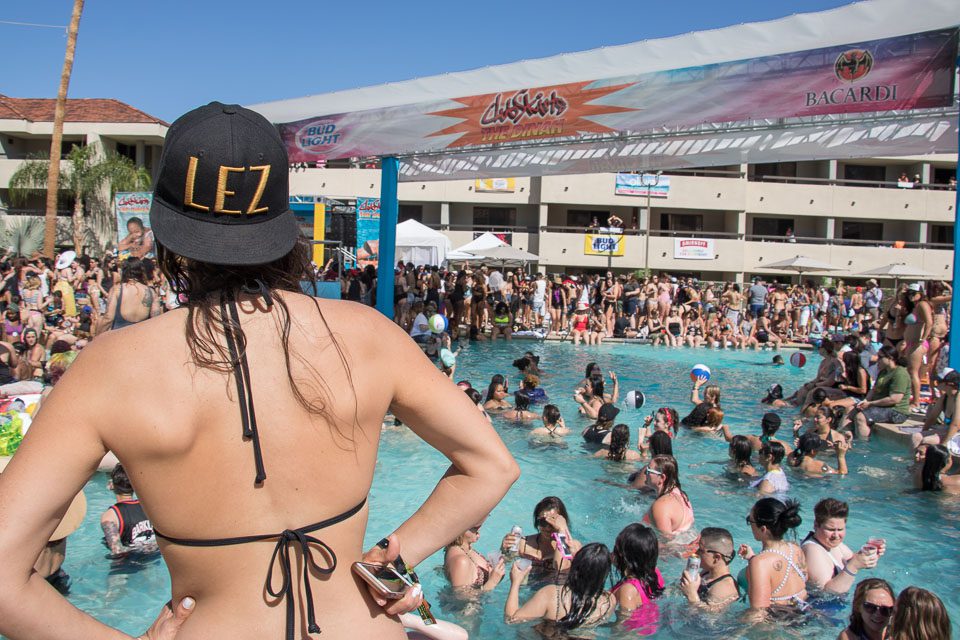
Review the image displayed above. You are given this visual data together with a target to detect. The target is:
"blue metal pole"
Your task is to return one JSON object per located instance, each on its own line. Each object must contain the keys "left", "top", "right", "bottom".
{"left": 950, "top": 116, "right": 960, "bottom": 371}
{"left": 376, "top": 156, "right": 399, "bottom": 317}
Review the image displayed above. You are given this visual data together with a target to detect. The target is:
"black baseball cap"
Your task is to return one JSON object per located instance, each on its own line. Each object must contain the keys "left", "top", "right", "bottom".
{"left": 150, "top": 102, "right": 299, "bottom": 266}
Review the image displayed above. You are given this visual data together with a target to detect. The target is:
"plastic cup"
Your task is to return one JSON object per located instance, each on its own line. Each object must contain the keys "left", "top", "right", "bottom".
{"left": 486, "top": 552, "right": 503, "bottom": 567}
{"left": 515, "top": 558, "right": 532, "bottom": 572}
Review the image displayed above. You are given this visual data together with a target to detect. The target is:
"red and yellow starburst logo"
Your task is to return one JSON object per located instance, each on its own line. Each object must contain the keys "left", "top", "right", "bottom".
{"left": 428, "top": 81, "right": 635, "bottom": 148}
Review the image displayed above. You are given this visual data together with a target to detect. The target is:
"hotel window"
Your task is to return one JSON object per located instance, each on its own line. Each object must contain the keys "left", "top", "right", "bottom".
{"left": 473, "top": 206, "right": 516, "bottom": 228}
{"left": 841, "top": 221, "right": 883, "bottom": 241}
{"left": 930, "top": 224, "right": 954, "bottom": 245}
{"left": 567, "top": 209, "right": 610, "bottom": 227}
{"left": 659, "top": 213, "right": 703, "bottom": 232}
{"left": 399, "top": 205, "right": 422, "bottom": 222}
{"left": 752, "top": 217, "right": 795, "bottom": 237}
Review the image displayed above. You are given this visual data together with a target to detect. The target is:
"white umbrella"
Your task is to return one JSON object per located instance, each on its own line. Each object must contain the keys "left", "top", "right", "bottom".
{"left": 858, "top": 262, "right": 939, "bottom": 292}
{"left": 759, "top": 255, "right": 842, "bottom": 282}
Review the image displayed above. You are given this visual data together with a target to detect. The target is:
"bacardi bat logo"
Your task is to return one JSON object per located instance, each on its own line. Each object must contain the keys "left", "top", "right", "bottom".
{"left": 835, "top": 49, "right": 873, "bottom": 82}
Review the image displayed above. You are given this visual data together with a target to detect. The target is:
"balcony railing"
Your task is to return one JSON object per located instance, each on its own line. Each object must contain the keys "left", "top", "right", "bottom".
{"left": 424, "top": 223, "right": 537, "bottom": 233}
{"left": 752, "top": 174, "right": 957, "bottom": 191}
{"left": 540, "top": 225, "right": 643, "bottom": 235}
{"left": 745, "top": 234, "right": 953, "bottom": 249}
{"left": 650, "top": 229, "right": 743, "bottom": 239}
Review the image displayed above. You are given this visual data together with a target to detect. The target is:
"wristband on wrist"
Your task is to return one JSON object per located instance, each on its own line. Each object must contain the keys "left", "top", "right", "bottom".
{"left": 841, "top": 561, "right": 857, "bottom": 577}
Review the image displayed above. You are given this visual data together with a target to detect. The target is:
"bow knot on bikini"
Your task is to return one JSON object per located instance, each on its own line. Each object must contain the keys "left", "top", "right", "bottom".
{"left": 267, "top": 529, "right": 337, "bottom": 637}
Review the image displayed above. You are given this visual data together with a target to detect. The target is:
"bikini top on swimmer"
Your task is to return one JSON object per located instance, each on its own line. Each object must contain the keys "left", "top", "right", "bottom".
{"left": 153, "top": 289, "right": 366, "bottom": 640}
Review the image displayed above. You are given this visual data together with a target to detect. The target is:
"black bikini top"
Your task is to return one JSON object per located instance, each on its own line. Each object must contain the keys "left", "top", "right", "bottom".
{"left": 154, "top": 289, "right": 366, "bottom": 639}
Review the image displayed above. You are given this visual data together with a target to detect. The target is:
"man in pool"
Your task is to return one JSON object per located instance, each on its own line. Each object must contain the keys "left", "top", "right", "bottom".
{"left": 100, "top": 463, "right": 157, "bottom": 558}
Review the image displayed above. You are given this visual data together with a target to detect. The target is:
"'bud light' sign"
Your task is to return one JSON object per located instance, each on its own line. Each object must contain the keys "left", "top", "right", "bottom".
{"left": 296, "top": 120, "right": 344, "bottom": 155}
{"left": 584, "top": 233, "right": 624, "bottom": 256}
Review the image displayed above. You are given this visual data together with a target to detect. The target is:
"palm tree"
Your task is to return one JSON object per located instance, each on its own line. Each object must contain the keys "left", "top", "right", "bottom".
{"left": 8, "top": 142, "right": 151, "bottom": 254}
{"left": 44, "top": 0, "right": 86, "bottom": 258}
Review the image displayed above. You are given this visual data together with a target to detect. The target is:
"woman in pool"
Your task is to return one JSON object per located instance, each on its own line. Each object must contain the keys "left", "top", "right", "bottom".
{"left": 504, "top": 542, "right": 615, "bottom": 631}
{"left": 490, "top": 302, "right": 513, "bottom": 341}
{"left": 682, "top": 377, "right": 721, "bottom": 428}
{"left": 805, "top": 405, "right": 850, "bottom": 447}
{"left": 789, "top": 432, "right": 849, "bottom": 476}
{"left": 483, "top": 374, "right": 512, "bottom": 411}
{"left": 886, "top": 586, "right": 952, "bottom": 640}
{"left": 638, "top": 407, "right": 680, "bottom": 450}
{"left": 593, "top": 424, "right": 642, "bottom": 462}
{"left": 727, "top": 435, "right": 758, "bottom": 479}
{"left": 444, "top": 523, "right": 505, "bottom": 592}
{"left": 723, "top": 412, "right": 793, "bottom": 454}
{"left": 750, "top": 442, "right": 790, "bottom": 495}
{"left": 518, "top": 374, "right": 547, "bottom": 404}
{"left": 574, "top": 362, "right": 601, "bottom": 396}
{"left": 740, "top": 497, "right": 808, "bottom": 614}
{"left": 611, "top": 523, "right": 664, "bottom": 633}
{"left": 464, "top": 387, "right": 492, "bottom": 423}
{"left": 913, "top": 444, "right": 960, "bottom": 492}
{"left": 642, "top": 455, "right": 697, "bottom": 543}
{"left": 0, "top": 104, "right": 519, "bottom": 640}
{"left": 507, "top": 391, "right": 540, "bottom": 423}
{"left": 529, "top": 404, "right": 569, "bottom": 438}
{"left": 802, "top": 498, "right": 882, "bottom": 595}
{"left": 838, "top": 578, "right": 895, "bottom": 640}
{"left": 690, "top": 407, "right": 725, "bottom": 434}
{"left": 582, "top": 403, "right": 619, "bottom": 445}
{"left": 500, "top": 497, "right": 582, "bottom": 579}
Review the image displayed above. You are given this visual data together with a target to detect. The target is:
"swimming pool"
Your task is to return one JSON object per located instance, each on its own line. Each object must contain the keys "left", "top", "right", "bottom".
{"left": 28, "top": 341, "right": 960, "bottom": 639}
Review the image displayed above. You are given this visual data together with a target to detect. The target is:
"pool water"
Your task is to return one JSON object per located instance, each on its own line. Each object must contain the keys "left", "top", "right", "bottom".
{"left": 28, "top": 342, "right": 960, "bottom": 639}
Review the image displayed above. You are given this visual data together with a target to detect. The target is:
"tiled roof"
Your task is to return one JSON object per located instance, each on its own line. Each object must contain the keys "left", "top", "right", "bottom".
{"left": 0, "top": 94, "right": 167, "bottom": 125}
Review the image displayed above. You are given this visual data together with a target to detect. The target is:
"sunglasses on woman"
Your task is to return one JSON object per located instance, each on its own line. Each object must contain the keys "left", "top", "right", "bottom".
{"left": 862, "top": 602, "right": 893, "bottom": 617}
{"left": 644, "top": 468, "right": 664, "bottom": 476}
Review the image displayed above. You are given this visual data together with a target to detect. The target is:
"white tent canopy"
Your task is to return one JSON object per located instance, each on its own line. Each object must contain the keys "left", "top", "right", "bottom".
{"left": 395, "top": 219, "right": 451, "bottom": 266}
{"left": 453, "top": 232, "right": 508, "bottom": 254}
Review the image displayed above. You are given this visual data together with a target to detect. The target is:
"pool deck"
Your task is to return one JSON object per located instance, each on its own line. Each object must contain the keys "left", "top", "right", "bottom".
{"left": 872, "top": 419, "right": 926, "bottom": 447}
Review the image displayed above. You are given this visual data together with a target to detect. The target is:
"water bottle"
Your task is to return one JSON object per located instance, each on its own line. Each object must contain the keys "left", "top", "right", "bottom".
{"left": 509, "top": 525, "right": 523, "bottom": 553}
{"left": 685, "top": 554, "right": 701, "bottom": 576}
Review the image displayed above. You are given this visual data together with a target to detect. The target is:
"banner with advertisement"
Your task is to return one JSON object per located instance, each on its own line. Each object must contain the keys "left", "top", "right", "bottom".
{"left": 615, "top": 173, "right": 671, "bottom": 197}
{"left": 474, "top": 178, "right": 516, "bottom": 193}
{"left": 279, "top": 29, "right": 957, "bottom": 164}
{"left": 115, "top": 192, "right": 155, "bottom": 259}
{"left": 355, "top": 197, "right": 380, "bottom": 268}
{"left": 584, "top": 233, "right": 625, "bottom": 256}
{"left": 674, "top": 238, "right": 714, "bottom": 260}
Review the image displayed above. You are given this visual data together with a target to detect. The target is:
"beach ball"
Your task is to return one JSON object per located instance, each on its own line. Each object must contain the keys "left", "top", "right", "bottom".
{"left": 624, "top": 390, "right": 646, "bottom": 409}
{"left": 790, "top": 352, "right": 807, "bottom": 368}
{"left": 429, "top": 314, "right": 447, "bottom": 333}
{"left": 690, "top": 364, "right": 711, "bottom": 382}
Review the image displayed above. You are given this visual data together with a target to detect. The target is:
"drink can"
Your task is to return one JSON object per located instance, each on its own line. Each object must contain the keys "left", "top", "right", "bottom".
{"left": 509, "top": 525, "right": 523, "bottom": 552}
{"left": 685, "top": 555, "right": 701, "bottom": 575}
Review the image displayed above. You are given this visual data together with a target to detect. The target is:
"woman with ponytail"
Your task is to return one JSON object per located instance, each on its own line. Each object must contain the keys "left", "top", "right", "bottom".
{"left": 505, "top": 543, "right": 615, "bottom": 631}
{"left": 642, "top": 455, "right": 697, "bottom": 543}
{"left": 594, "top": 424, "right": 641, "bottom": 462}
{"left": 740, "top": 497, "right": 808, "bottom": 613}
{"left": 789, "top": 432, "right": 849, "bottom": 476}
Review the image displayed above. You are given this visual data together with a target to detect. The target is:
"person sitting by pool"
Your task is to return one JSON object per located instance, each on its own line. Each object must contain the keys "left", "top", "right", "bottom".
{"left": 740, "top": 497, "right": 808, "bottom": 614}
{"left": 910, "top": 369, "right": 959, "bottom": 451}
{"left": 508, "top": 391, "right": 540, "bottom": 423}
{"left": 99, "top": 463, "right": 157, "bottom": 558}
{"left": 500, "top": 496, "right": 583, "bottom": 580}
{"left": 885, "top": 586, "right": 952, "bottom": 640}
{"left": 483, "top": 374, "right": 512, "bottom": 411}
{"left": 490, "top": 302, "right": 513, "bottom": 341}
{"left": 611, "top": 524, "right": 664, "bottom": 633}
{"left": 444, "top": 522, "right": 505, "bottom": 592}
{"left": 529, "top": 404, "right": 569, "bottom": 438}
{"left": 802, "top": 498, "right": 883, "bottom": 596}
{"left": 680, "top": 527, "right": 740, "bottom": 609}
{"left": 838, "top": 578, "right": 895, "bottom": 640}
{"left": 582, "top": 403, "right": 619, "bottom": 445}
{"left": 504, "top": 542, "right": 615, "bottom": 631}
{"left": 642, "top": 455, "right": 697, "bottom": 544}
{"left": 519, "top": 373, "right": 547, "bottom": 404}
{"left": 408, "top": 300, "right": 432, "bottom": 345}
{"left": 569, "top": 303, "right": 591, "bottom": 345}
{"left": 727, "top": 435, "right": 758, "bottom": 479}
{"left": 750, "top": 442, "right": 790, "bottom": 495}
{"left": 682, "top": 378, "right": 721, "bottom": 428}
{"left": 789, "top": 432, "right": 849, "bottom": 476}
{"left": 723, "top": 412, "right": 793, "bottom": 454}
{"left": 593, "top": 424, "right": 642, "bottom": 462}
{"left": 822, "top": 351, "right": 871, "bottom": 410}
{"left": 786, "top": 340, "right": 842, "bottom": 406}
{"left": 844, "top": 346, "right": 911, "bottom": 439}
{"left": 913, "top": 444, "right": 960, "bottom": 492}
{"left": 690, "top": 406, "right": 725, "bottom": 434}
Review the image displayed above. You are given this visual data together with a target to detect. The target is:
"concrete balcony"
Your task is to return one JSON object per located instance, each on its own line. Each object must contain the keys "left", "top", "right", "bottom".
{"left": 0, "top": 158, "right": 26, "bottom": 187}
{"left": 540, "top": 172, "right": 744, "bottom": 210}
{"left": 537, "top": 230, "right": 646, "bottom": 269}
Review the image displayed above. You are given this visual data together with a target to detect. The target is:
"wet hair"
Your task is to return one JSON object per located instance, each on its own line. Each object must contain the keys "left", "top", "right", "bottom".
{"left": 533, "top": 496, "right": 571, "bottom": 529}
{"left": 542, "top": 404, "right": 561, "bottom": 426}
{"left": 848, "top": 578, "right": 896, "bottom": 637}
{"left": 589, "top": 375, "right": 605, "bottom": 399}
{"left": 759, "top": 441, "right": 786, "bottom": 465}
{"left": 607, "top": 424, "right": 630, "bottom": 461}
{"left": 921, "top": 444, "right": 950, "bottom": 491}
{"left": 583, "top": 362, "right": 600, "bottom": 380}
{"left": 729, "top": 435, "right": 753, "bottom": 468}
{"left": 514, "top": 390, "right": 531, "bottom": 412}
{"left": 156, "top": 238, "right": 353, "bottom": 435}
{"left": 816, "top": 405, "right": 845, "bottom": 432}
{"left": 512, "top": 356, "right": 532, "bottom": 371}
{"left": 521, "top": 373, "right": 540, "bottom": 390}
{"left": 109, "top": 464, "right": 134, "bottom": 495}
{"left": 813, "top": 497, "right": 849, "bottom": 526}
{"left": 750, "top": 497, "right": 802, "bottom": 539}
{"left": 762, "top": 384, "right": 784, "bottom": 404}
{"left": 704, "top": 384, "right": 721, "bottom": 406}
{"left": 888, "top": 586, "right": 951, "bottom": 640}
{"left": 656, "top": 407, "right": 679, "bottom": 435}
{"left": 700, "top": 527, "right": 735, "bottom": 564}
{"left": 648, "top": 431, "right": 673, "bottom": 457}
{"left": 464, "top": 387, "right": 482, "bottom": 406}
{"left": 612, "top": 524, "right": 663, "bottom": 600}
{"left": 705, "top": 407, "right": 724, "bottom": 428}
{"left": 790, "top": 432, "right": 827, "bottom": 466}
{"left": 485, "top": 374, "right": 506, "bottom": 402}
{"left": 558, "top": 542, "right": 612, "bottom": 630}
{"left": 650, "top": 455, "right": 690, "bottom": 506}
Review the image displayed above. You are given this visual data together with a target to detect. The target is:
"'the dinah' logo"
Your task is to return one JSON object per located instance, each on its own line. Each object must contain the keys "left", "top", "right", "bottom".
{"left": 834, "top": 49, "right": 874, "bottom": 82}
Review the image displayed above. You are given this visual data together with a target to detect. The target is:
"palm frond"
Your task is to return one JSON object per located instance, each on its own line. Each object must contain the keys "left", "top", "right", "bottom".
{"left": 7, "top": 153, "right": 64, "bottom": 206}
{"left": 0, "top": 216, "right": 46, "bottom": 257}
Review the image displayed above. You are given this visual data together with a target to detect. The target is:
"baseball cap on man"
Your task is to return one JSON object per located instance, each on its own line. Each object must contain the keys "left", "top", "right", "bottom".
{"left": 149, "top": 102, "right": 300, "bottom": 266}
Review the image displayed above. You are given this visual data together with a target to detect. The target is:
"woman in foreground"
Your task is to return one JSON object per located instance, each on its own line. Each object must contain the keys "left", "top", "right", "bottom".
{"left": 0, "top": 103, "right": 519, "bottom": 640}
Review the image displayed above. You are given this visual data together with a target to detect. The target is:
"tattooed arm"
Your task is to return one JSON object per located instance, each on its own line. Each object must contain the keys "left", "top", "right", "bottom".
{"left": 99, "top": 509, "right": 125, "bottom": 557}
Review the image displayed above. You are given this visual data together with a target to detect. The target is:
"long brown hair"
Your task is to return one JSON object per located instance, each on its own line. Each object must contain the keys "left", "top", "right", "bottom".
{"left": 157, "top": 237, "right": 355, "bottom": 439}
{"left": 848, "top": 578, "right": 894, "bottom": 636}
{"left": 888, "top": 586, "right": 951, "bottom": 640}
{"left": 651, "top": 454, "right": 689, "bottom": 506}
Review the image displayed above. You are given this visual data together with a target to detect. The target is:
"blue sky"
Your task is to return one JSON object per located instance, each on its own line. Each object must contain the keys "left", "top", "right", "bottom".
{"left": 2, "top": 0, "right": 854, "bottom": 122}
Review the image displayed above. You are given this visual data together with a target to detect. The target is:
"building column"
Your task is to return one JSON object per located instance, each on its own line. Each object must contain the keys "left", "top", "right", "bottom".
{"left": 825, "top": 217, "right": 836, "bottom": 240}
{"left": 921, "top": 163, "right": 932, "bottom": 185}
{"left": 440, "top": 202, "right": 450, "bottom": 229}
{"left": 918, "top": 222, "right": 928, "bottom": 244}
{"left": 135, "top": 141, "right": 145, "bottom": 167}
{"left": 538, "top": 204, "right": 549, "bottom": 229}
{"left": 828, "top": 160, "right": 838, "bottom": 181}
{"left": 737, "top": 211, "right": 747, "bottom": 237}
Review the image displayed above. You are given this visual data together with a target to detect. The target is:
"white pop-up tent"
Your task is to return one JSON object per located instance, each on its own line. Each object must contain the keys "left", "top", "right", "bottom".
{"left": 395, "top": 219, "right": 451, "bottom": 266}
{"left": 453, "top": 232, "right": 508, "bottom": 255}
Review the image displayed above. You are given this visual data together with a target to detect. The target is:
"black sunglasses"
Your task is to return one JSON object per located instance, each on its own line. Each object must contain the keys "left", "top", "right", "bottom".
{"left": 745, "top": 516, "right": 757, "bottom": 526}
{"left": 468, "top": 525, "right": 482, "bottom": 534}
{"left": 862, "top": 602, "right": 893, "bottom": 617}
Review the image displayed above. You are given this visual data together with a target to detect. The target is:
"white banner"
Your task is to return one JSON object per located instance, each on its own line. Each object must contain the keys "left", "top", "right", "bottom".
{"left": 674, "top": 238, "right": 714, "bottom": 260}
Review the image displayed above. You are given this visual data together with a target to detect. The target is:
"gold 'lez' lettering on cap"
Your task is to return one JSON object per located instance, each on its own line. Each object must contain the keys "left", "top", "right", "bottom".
{"left": 183, "top": 156, "right": 272, "bottom": 215}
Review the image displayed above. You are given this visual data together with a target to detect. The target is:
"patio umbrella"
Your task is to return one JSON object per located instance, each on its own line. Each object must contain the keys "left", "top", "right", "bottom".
{"left": 470, "top": 245, "right": 539, "bottom": 267}
{"left": 858, "top": 262, "right": 939, "bottom": 292}
{"left": 759, "top": 255, "right": 842, "bottom": 282}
